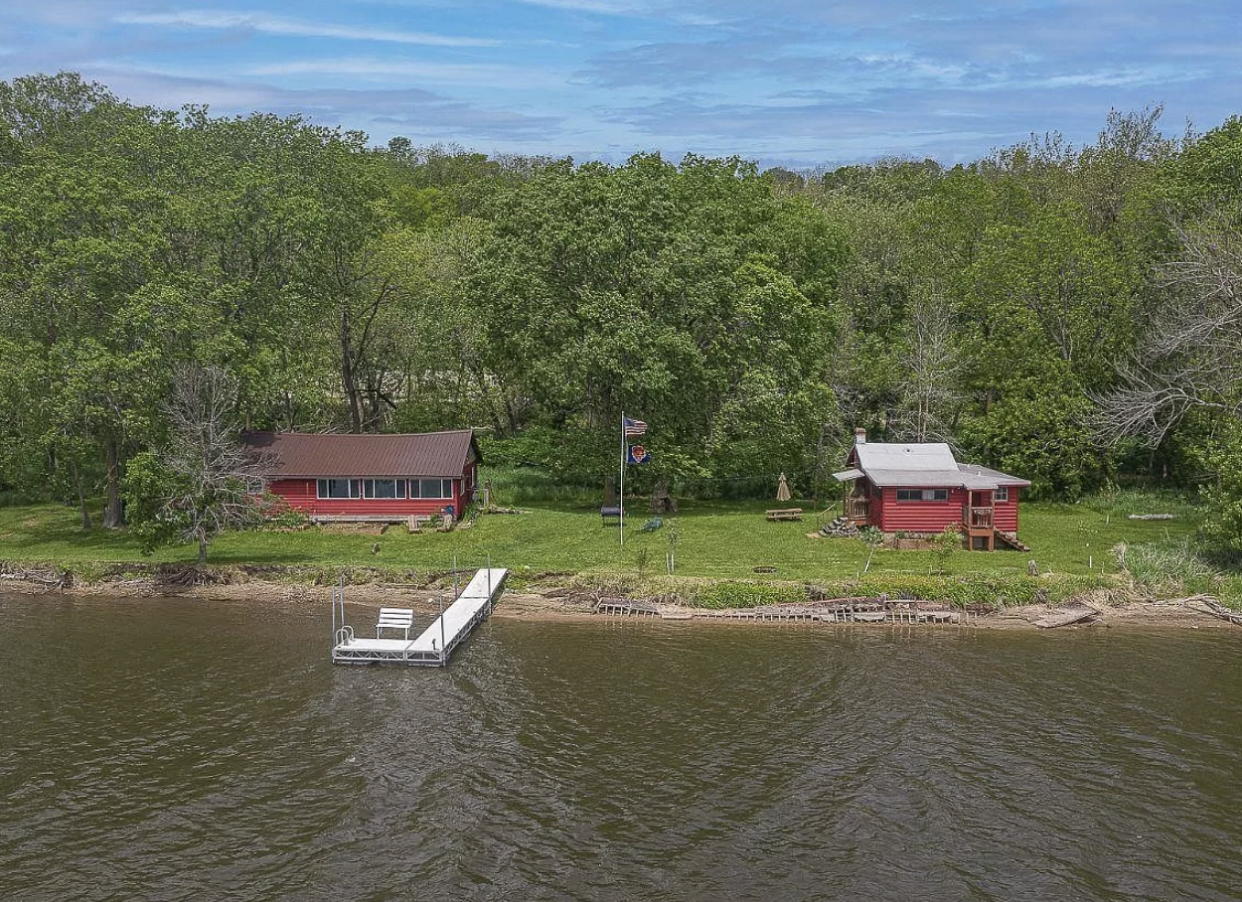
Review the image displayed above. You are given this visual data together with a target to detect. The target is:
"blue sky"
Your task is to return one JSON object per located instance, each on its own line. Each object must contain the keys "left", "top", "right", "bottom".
{"left": 1, "top": 1, "right": 1239, "bottom": 167}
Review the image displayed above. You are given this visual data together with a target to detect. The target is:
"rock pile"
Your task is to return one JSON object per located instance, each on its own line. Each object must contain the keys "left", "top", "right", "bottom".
{"left": 817, "top": 516, "right": 858, "bottom": 538}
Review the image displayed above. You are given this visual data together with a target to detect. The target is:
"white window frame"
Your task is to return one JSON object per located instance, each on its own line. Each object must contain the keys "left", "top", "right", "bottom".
{"left": 317, "top": 478, "right": 360, "bottom": 500}
{"left": 995, "top": 486, "right": 1009, "bottom": 502}
{"left": 896, "top": 488, "right": 949, "bottom": 502}
{"left": 409, "top": 478, "right": 454, "bottom": 500}
{"left": 363, "top": 479, "right": 406, "bottom": 500}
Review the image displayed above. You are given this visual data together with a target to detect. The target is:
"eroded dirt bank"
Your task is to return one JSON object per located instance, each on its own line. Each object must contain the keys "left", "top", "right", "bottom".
{"left": 3, "top": 573, "right": 1238, "bottom": 632}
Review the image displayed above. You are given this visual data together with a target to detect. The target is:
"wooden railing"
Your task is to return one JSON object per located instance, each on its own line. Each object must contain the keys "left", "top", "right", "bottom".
{"left": 965, "top": 506, "right": 993, "bottom": 530}
{"left": 845, "top": 497, "right": 870, "bottom": 522}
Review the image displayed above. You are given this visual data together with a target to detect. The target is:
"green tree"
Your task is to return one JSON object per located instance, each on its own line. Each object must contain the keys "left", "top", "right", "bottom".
{"left": 474, "top": 153, "right": 846, "bottom": 483}
{"left": 0, "top": 75, "right": 177, "bottom": 525}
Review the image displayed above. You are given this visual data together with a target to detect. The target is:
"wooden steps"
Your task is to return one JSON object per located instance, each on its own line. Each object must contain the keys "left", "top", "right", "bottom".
{"left": 994, "top": 530, "right": 1031, "bottom": 552}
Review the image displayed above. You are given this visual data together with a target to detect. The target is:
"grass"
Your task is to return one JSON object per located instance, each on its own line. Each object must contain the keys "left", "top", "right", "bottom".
{"left": 0, "top": 490, "right": 1207, "bottom": 586}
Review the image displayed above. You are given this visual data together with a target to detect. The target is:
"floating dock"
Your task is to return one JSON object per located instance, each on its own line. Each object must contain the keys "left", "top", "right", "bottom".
{"left": 331, "top": 568, "right": 508, "bottom": 666}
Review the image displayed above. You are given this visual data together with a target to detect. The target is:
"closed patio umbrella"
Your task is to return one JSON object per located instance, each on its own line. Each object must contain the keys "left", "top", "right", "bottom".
{"left": 776, "top": 472, "right": 792, "bottom": 502}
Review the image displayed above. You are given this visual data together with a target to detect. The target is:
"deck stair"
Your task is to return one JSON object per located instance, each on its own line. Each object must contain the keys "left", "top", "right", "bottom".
{"left": 994, "top": 530, "right": 1031, "bottom": 552}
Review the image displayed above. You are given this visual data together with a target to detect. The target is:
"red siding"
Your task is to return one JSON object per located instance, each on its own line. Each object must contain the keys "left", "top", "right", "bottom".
{"left": 268, "top": 478, "right": 471, "bottom": 519}
{"left": 876, "top": 486, "right": 970, "bottom": 533}
{"left": 872, "top": 485, "right": 1023, "bottom": 534}
{"left": 994, "top": 487, "right": 1020, "bottom": 532}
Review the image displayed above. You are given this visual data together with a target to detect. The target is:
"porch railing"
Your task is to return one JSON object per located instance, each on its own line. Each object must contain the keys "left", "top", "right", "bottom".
{"left": 965, "top": 506, "right": 993, "bottom": 529}
{"left": 845, "top": 497, "right": 870, "bottom": 522}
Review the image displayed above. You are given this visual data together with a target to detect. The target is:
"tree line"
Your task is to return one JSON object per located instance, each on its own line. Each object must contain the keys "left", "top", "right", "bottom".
{"left": 2, "top": 73, "right": 1241, "bottom": 549}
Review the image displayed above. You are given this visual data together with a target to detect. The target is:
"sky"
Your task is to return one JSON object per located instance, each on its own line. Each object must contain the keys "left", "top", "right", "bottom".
{"left": 1, "top": 1, "right": 1239, "bottom": 167}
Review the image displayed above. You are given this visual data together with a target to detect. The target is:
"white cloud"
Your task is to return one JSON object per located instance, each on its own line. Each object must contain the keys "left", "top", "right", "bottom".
{"left": 508, "top": 0, "right": 643, "bottom": 14}
{"left": 1036, "top": 70, "right": 1189, "bottom": 89}
{"left": 248, "top": 57, "right": 567, "bottom": 89}
{"left": 71, "top": 64, "right": 563, "bottom": 140}
{"left": 115, "top": 10, "right": 500, "bottom": 47}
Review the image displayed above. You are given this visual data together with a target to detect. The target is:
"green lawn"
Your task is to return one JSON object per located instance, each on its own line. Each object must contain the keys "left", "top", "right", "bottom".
{"left": 0, "top": 493, "right": 1202, "bottom": 584}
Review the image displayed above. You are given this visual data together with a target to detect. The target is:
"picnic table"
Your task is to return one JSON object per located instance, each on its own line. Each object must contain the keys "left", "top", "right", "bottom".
{"left": 766, "top": 508, "right": 803, "bottom": 522}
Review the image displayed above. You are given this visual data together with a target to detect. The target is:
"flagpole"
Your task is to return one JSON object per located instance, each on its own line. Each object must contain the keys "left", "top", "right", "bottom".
{"left": 619, "top": 411, "right": 625, "bottom": 547}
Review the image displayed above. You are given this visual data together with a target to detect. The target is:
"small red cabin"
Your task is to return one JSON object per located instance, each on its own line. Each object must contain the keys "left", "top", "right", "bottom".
{"left": 834, "top": 429, "right": 1030, "bottom": 551}
{"left": 246, "top": 430, "right": 480, "bottom": 523}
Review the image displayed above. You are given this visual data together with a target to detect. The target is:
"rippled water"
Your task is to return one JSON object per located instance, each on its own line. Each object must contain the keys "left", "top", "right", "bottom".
{"left": 2, "top": 592, "right": 1241, "bottom": 901}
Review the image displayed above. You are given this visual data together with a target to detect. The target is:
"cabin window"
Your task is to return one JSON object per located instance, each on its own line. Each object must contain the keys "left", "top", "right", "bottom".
{"left": 896, "top": 488, "right": 949, "bottom": 502}
{"left": 409, "top": 478, "right": 454, "bottom": 500}
{"left": 995, "top": 486, "right": 1009, "bottom": 502}
{"left": 363, "top": 479, "right": 405, "bottom": 500}
{"left": 317, "top": 478, "right": 360, "bottom": 499}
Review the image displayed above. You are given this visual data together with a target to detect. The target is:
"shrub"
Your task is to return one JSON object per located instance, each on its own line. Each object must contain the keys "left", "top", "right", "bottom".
{"left": 933, "top": 525, "right": 961, "bottom": 574}
{"left": 256, "top": 493, "right": 309, "bottom": 530}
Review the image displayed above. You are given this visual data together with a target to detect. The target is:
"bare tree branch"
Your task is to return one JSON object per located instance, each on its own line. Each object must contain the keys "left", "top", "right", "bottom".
{"left": 156, "top": 365, "right": 271, "bottom": 561}
{"left": 1096, "top": 214, "right": 1242, "bottom": 445}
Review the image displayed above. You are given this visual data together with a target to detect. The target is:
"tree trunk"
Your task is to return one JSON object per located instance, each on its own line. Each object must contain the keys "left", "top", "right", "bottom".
{"left": 341, "top": 309, "right": 364, "bottom": 433}
{"left": 71, "top": 460, "right": 91, "bottom": 531}
{"left": 198, "top": 528, "right": 208, "bottom": 564}
{"left": 505, "top": 396, "right": 521, "bottom": 435}
{"left": 102, "top": 439, "right": 124, "bottom": 529}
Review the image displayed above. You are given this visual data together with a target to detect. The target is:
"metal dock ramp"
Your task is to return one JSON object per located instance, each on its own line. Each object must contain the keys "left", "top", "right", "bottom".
{"left": 331, "top": 568, "right": 508, "bottom": 667}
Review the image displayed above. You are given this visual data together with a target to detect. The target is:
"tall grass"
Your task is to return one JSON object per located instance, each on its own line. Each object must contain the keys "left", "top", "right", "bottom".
{"left": 481, "top": 466, "right": 601, "bottom": 506}
{"left": 1082, "top": 486, "right": 1204, "bottom": 519}
{"left": 1116, "top": 537, "right": 1216, "bottom": 595}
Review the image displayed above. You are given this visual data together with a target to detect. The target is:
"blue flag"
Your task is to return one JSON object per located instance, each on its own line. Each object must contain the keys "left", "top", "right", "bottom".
{"left": 627, "top": 444, "right": 650, "bottom": 464}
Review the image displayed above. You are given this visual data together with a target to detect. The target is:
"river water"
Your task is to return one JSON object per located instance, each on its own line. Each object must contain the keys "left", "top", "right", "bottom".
{"left": 1, "top": 592, "right": 1240, "bottom": 901}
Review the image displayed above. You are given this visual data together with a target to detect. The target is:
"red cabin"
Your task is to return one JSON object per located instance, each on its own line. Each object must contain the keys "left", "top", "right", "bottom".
{"left": 245, "top": 430, "right": 480, "bottom": 524}
{"left": 834, "top": 429, "right": 1030, "bottom": 551}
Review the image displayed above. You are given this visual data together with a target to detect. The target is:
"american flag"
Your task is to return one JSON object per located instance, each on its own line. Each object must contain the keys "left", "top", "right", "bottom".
{"left": 623, "top": 416, "right": 647, "bottom": 436}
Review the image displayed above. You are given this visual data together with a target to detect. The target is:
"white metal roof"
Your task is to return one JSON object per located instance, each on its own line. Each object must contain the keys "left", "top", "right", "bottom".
{"left": 856, "top": 442, "right": 958, "bottom": 472}
{"left": 957, "top": 463, "right": 1031, "bottom": 488}
{"left": 838, "top": 441, "right": 1030, "bottom": 489}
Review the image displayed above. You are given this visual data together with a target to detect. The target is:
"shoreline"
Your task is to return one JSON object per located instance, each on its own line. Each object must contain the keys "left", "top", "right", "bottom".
{"left": 2, "top": 576, "right": 1237, "bottom": 632}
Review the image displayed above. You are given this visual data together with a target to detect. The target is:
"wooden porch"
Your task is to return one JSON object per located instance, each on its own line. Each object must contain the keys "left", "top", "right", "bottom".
{"left": 963, "top": 492, "right": 994, "bottom": 551}
{"left": 844, "top": 493, "right": 869, "bottom": 526}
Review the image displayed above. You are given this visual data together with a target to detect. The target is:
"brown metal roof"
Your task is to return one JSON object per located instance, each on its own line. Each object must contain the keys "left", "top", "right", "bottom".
{"left": 244, "top": 430, "right": 480, "bottom": 478}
